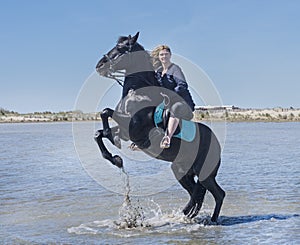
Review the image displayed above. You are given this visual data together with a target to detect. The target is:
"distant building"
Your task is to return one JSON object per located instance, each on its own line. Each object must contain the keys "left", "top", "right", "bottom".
{"left": 195, "top": 105, "right": 238, "bottom": 111}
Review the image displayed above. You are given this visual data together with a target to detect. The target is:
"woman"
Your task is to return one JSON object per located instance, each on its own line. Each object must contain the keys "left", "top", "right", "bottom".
{"left": 151, "top": 45, "right": 195, "bottom": 149}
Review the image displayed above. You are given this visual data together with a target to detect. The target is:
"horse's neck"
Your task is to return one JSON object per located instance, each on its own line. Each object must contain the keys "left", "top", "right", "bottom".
{"left": 122, "top": 50, "right": 159, "bottom": 97}
{"left": 122, "top": 73, "right": 150, "bottom": 98}
{"left": 122, "top": 68, "right": 159, "bottom": 98}
{"left": 125, "top": 50, "right": 154, "bottom": 75}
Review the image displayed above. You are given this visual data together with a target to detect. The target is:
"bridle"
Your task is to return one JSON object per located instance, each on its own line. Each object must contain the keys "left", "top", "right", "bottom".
{"left": 102, "top": 43, "right": 134, "bottom": 87}
{"left": 102, "top": 53, "right": 125, "bottom": 87}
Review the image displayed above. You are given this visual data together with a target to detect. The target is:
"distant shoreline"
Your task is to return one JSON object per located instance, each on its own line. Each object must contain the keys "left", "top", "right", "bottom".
{"left": 1, "top": 107, "right": 300, "bottom": 123}
{"left": 193, "top": 106, "right": 300, "bottom": 122}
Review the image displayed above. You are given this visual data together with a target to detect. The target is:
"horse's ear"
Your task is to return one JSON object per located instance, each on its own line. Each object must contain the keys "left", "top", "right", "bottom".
{"left": 130, "top": 32, "right": 139, "bottom": 44}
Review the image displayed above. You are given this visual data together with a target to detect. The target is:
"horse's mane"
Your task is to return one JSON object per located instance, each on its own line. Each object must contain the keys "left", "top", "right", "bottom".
{"left": 116, "top": 36, "right": 154, "bottom": 74}
{"left": 117, "top": 36, "right": 146, "bottom": 52}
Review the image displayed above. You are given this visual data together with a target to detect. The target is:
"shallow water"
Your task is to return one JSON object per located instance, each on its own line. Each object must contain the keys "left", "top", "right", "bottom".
{"left": 1, "top": 122, "right": 299, "bottom": 244}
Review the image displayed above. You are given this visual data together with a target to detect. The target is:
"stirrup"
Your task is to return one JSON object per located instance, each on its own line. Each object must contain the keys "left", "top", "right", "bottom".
{"left": 160, "top": 135, "right": 170, "bottom": 149}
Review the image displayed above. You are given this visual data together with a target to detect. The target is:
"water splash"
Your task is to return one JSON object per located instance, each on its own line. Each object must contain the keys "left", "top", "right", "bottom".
{"left": 114, "top": 167, "right": 215, "bottom": 229}
{"left": 114, "top": 167, "right": 147, "bottom": 229}
{"left": 68, "top": 167, "right": 216, "bottom": 236}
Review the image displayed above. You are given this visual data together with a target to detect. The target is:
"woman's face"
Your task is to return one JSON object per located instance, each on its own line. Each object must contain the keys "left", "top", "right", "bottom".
{"left": 158, "top": 49, "right": 171, "bottom": 65}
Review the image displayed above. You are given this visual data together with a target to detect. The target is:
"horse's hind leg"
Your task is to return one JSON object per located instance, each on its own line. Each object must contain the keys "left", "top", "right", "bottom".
{"left": 184, "top": 181, "right": 207, "bottom": 218}
{"left": 172, "top": 165, "right": 207, "bottom": 218}
{"left": 200, "top": 169, "right": 225, "bottom": 222}
{"left": 178, "top": 173, "right": 196, "bottom": 196}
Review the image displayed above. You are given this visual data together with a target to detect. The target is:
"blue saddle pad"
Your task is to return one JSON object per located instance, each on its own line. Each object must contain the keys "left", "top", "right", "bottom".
{"left": 154, "top": 103, "right": 196, "bottom": 142}
{"left": 173, "top": 119, "right": 196, "bottom": 142}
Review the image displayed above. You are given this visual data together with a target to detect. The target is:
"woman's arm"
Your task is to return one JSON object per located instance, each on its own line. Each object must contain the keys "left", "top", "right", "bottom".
{"left": 171, "top": 65, "right": 188, "bottom": 94}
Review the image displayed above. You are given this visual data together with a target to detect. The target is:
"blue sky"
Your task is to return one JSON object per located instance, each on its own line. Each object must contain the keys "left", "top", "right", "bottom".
{"left": 1, "top": 0, "right": 299, "bottom": 113}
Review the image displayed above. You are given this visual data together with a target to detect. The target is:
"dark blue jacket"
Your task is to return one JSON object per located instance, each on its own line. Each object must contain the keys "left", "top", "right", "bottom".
{"left": 155, "top": 63, "right": 195, "bottom": 111}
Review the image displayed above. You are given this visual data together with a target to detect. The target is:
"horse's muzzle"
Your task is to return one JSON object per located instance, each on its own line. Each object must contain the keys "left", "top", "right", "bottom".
{"left": 96, "top": 67, "right": 109, "bottom": 77}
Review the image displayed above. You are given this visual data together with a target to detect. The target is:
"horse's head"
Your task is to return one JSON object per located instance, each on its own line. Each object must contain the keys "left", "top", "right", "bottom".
{"left": 96, "top": 32, "right": 141, "bottom": 77}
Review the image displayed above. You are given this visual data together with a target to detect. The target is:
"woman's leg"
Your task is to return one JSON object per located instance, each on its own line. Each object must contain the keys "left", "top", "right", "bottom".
{"left": 160, "top": 116, "right": 179, "bottom": 148}
{"left": 160, "top": 101, "right": 193, "bottom": 149}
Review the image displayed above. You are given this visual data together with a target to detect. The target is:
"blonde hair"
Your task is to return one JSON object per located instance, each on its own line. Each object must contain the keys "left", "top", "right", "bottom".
{"left": 151, "top": 45, "right": 171, "bottom": 70}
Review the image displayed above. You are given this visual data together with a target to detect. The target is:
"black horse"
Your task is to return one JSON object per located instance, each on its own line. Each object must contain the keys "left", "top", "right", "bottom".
{"left": 94, "top": 32, "right": 225, "bottom": 222}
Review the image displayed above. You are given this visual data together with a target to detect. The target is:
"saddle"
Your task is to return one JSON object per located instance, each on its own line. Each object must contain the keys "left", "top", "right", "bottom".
{"left": 154, "top": 102, "right": 196, "bottom": 142}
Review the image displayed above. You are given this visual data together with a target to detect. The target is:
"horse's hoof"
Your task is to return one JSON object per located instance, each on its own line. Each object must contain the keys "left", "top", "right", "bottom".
{"left": 183, "top": 199, "right": 195, "bottom": 216}
{"left": 210, "top": 216, "right": 218, "bottom": 224}
{"left": 113, "top": 155, "right": 123, "bottom": 168}
{"left": 188, "top": 204, "right": 201, "bottom": 219}
{"left": 183, "top": 200, "right": 201, "bottom": 219}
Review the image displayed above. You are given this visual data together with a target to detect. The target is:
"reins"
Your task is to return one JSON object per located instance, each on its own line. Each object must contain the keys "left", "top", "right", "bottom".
{"left": 106, "top": 70, "right": 125, "bottom": 87}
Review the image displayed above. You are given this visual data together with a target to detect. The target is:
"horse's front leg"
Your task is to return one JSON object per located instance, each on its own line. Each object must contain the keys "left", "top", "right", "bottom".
{"left": 94, "top": 129, "right": 123, "bottom": 168}
{"left": 100, "top": 108, "right": 115, "bottom": 144}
